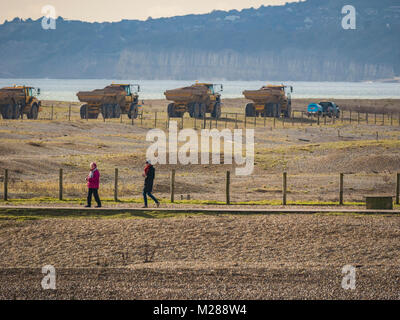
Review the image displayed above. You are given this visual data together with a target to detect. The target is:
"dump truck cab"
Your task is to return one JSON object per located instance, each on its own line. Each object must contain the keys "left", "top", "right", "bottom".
{"left": 0, "top": 85, "right": 41, "bottom": 120}
{"left": 165, "top": 82, "right": 223, "bottom": 119}
{"left": 243, "top": 84, "right": 293, "bottom": 118}
{"left": 111, "top": 84, "right": 140, "bottom": 101}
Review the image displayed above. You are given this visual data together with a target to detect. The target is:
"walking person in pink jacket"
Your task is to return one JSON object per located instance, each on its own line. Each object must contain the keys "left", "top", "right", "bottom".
{"left": 85, "top": 162, "right": 102, "bottom": 208}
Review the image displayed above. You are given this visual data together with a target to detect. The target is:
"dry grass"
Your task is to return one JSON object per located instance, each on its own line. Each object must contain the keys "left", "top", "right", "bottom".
{"left": 1, "top": 98, "right": 400, "bottom": 204}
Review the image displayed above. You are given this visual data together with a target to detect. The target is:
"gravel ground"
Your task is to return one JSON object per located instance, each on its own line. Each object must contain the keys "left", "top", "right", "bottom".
{"left": 1, "top": 214, "right": 400, "bottom": 299}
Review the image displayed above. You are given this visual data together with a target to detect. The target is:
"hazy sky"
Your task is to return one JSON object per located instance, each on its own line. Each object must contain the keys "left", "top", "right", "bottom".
{"left": 0, "top": 0, "right": 296, "bottom": 23}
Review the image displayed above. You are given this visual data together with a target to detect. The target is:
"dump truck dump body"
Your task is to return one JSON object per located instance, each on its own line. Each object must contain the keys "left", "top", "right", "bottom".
{"left": 76, "top": 89, "right": 126, "bottom": 106}
{"left": 76, "top": 84, "right": 141, "bottom": 119}
{"left": 164, "top": 83, "right": 223, "bottom": 119}
{"left": 0, "top": 86, "right": 41, "bottom": 120}
{"left": 243, "top": 85, "right": 293, "bottom": 118}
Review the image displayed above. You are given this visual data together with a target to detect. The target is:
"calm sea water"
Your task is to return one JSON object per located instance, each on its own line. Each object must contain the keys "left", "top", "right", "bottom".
{"left": 0, "top": 79, "right": 399, "bottom": 101}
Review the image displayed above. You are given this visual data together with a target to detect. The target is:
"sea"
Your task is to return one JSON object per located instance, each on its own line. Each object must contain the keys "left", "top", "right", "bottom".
{"left": 0, "top": 79, "right": 399, "bottom": 101}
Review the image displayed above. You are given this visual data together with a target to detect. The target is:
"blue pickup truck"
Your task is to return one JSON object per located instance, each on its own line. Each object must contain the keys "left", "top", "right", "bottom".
{"left": 307, "top": 101, "right": 340, "bottom": 118}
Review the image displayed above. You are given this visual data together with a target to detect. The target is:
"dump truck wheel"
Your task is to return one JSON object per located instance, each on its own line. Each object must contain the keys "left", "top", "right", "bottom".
{"left": 212, "top": 103, "right": 221, "bottom": 119}
{"left": 129, "top": 104, "right": 139, "bottom": 119}
{"left": 168, "top": 103, "right": 177, "bottom": 118}
{"left": 195, "top": 103, "right": 204, "bottom": 119}
{"left": 192, "top": 103, "right": 198, "bottom": 118}
{"left": 107, "top": 104, "right": 114, "bottom": 118}
{"left": 101, "top": 105, "right": 107, "bottom": 119}
{"left": 3, "top": 104, "right": 14, "bottom": 119}
{"left": 188, "top": 103, "right": 195, "bottom": 118}
{"left": 113, "top": 104, "right": 121, "bottom": 118}
{"left": 275, "top": 104, "right": 281, "bottom": 118}
{"left": 80, "top": 105, "right": 88, "bottom": 119}
{"left": 11, "top": 104, "right": 21, "bottom": 119}
{"left": 284, "top": 105, "right": 291, "bottom": 118}
{"left": 88, "top": 112, "right": 99, "bottom": 119}
{"left": 198, "top": 103, "right": 206, "bottom": 119}
{"left": 264, "top": 103, "right": 273, "bottom": 117}
{"left": 101, "top": 104, "right": 113, "bottom": 119}
{"left": 245, "top": 103, "right": 255, "bottom": 117}
{"left": 29, "top": 104, "right": 39, "bottom": 120}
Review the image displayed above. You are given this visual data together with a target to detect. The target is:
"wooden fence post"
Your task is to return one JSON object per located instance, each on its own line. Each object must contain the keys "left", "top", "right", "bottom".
{"left": 170, "top": 169, "right": 175, "bottom": 203}
{"left": 114, "top": 168, "right": 118, "bottom": 202}
{"left": 154, "top": 112, "right": 157, "bottom": 128}
{"left": 226, "top": 171, "right": 230, "bottom": 205}
{"left": 396, "top": 173, "right": 400, "bottom": 205}
{"left": 68, "top": 105, "right": 71, "bottom": 121}
{"left": 339, "top": 173, "right": 344, "bottom": 205}
{"left": 282, "top": 172, "right": 287, "bottom": 205}
{"left": 59, "top": 169, "right": 63, "bottom": 200}
{"left": 51, "top": 105, "right": 54, "bottom": 120}
{"left": 3, "top": 169, "right": 8, "bottom": 201}
{"left": 366, "top": 112, "right": 368, "bottom": 124}
{"left": 235, "top": 113, "right": 238, "bottom": 129}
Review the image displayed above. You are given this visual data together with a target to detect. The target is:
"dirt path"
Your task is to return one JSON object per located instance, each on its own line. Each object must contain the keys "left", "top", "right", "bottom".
{"left": 1, "top": 214, "right": 400, "bottom": 299}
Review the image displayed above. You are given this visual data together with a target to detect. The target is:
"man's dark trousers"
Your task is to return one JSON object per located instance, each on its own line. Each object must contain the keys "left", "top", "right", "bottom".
{"left": 87, "top": 188, "right": 101, "bottom": 207}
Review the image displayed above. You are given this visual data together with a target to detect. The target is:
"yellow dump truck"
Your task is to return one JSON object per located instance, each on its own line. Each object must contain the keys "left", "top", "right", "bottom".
{"left": 243, "top": 84, "right": 293, "bottom": 118}
{"left": 76, "top": 84, "right": 141, "bottom": 119}
{"left": 0, "top": 85, "right": 41, "bottom": 119}
{"left": 164, "top": 82, "right": 223, "bottom": 119}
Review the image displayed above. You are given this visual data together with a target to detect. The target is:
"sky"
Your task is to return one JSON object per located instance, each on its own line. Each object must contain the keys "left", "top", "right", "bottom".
{"left": 0, "top": 0, "right": 297, "bottom": 23}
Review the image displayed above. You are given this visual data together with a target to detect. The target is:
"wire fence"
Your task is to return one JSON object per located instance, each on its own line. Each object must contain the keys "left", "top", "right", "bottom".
{"left": 1, "top": 104, "right": 400, "bottom": 130}
{"left": 1, "top": 168, "right": 399, "bottom": 206}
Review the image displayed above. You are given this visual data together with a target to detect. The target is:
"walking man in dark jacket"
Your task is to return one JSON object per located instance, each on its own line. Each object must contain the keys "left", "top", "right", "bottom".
{"left": 142, "top": 160, "right": 160, "bottom": 208}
